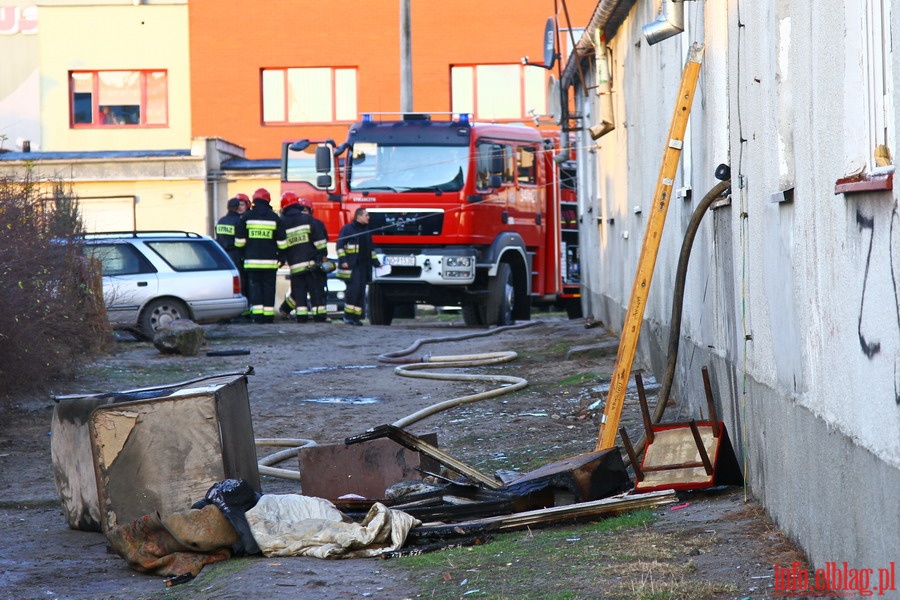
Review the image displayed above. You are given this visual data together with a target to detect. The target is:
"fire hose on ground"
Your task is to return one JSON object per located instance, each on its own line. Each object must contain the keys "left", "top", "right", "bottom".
{"left": 256, "top": 321, "right": 538, "bottom": 480}
{"left": 258, "top": 175, "right": 729, "bottom": 481}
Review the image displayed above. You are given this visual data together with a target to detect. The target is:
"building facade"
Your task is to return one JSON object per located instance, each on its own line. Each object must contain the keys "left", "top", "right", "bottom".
{"left": 1, "top": 0, "right": 596, "bottom": 232}
{"left": 566, "top": 0, "right": 899, "bottom": 573}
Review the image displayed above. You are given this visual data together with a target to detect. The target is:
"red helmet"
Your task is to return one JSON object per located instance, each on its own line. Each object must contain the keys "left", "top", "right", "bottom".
{"left": 252, "top": 188, "right": 271, "bottom": 203}
{"left": 280, "top": 191, "right": 299, "bottom": 210}
{"left": 234, "top": 193, "right": 250, "bottom": 204}
{"left": 298, "top": 197, "right": 313, "bottom": 212}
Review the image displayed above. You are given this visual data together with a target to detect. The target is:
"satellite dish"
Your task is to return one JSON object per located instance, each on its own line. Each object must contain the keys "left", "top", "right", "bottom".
{"left": 543, "top": 17, "right": 557, "bottom": 69}
{"left": 547, "top": 75, "right": 561, "bottom": 125}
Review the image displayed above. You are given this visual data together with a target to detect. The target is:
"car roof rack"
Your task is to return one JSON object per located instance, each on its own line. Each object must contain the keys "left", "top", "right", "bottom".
{"left": 82, "top": 231, "right": 202, "bottom": 239}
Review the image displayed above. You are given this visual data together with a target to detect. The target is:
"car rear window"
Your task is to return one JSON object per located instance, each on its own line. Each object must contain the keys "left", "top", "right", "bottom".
{"left": 145, "top": 240, "right": 233, "bottom": 272}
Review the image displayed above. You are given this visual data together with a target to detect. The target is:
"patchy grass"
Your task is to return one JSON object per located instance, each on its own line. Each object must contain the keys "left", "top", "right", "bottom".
{"left": 555, "top": 372, "right": 598, "bottom": 386}
{"left": 450, "top": 430, "right": 591, "bottom": 475}
{"left": 72, "top": 358, "right": 209, "bottom": 392}
{"left": 386, "top": 508, "right": 739, "bottom": 600}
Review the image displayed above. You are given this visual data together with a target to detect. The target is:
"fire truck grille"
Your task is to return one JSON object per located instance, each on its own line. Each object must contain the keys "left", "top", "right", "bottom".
{"left": 370, "top": 212, "right": 443, "bottom": 236}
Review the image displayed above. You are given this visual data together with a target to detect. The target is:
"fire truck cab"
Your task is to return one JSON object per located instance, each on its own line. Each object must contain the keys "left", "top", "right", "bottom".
{"left": 281, "top": 113, "right": 580, "bottom": 326}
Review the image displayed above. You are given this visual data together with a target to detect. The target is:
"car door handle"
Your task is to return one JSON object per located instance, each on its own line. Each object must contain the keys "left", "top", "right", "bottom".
{"left": 137, "top": 282, "right": 148, "bottom": 287}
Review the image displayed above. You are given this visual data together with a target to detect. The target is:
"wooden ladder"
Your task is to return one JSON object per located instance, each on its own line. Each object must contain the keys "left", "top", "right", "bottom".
{"left": 596, "top": 43, "right": 705, "bottom": 451}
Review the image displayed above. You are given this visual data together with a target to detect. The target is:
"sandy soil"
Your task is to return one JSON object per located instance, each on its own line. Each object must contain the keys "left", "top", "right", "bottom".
{"left": 0, "top": 313, "right": 809, "bottom": 599}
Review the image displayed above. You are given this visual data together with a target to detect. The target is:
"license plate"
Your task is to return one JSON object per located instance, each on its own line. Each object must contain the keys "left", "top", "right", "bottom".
{"left": 326, "top": 304, "right": 337, "bottom": 312}
{"left": 385, "top": 255, "right": 415, "bottom": 266}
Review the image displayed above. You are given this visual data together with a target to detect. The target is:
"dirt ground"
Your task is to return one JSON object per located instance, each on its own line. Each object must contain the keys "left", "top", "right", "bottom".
{"left": 0, "top": 312, "right": 809, "bottom": 599}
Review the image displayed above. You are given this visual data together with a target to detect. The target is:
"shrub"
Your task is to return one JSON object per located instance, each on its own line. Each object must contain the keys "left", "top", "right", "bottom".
{"left": 0, "top": 172, "right": 113, "bottom": 404}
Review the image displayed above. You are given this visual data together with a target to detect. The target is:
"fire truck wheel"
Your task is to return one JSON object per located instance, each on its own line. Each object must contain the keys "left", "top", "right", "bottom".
{"left": 367, "top": 284, "right": 394, "bottom": 326}
{"left": 564, "top": 297, "right": 583, "bottom": 319}
{"left": 486, "top": 263, "right": 515, "bottom": 327}
{"left": 461, "top": 304, "right": 485, "bottom": 327}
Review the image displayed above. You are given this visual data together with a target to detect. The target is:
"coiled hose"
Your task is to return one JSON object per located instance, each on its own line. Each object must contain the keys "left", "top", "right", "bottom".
{"left": 256, "top": 321, "right": 538, "bottom": 480}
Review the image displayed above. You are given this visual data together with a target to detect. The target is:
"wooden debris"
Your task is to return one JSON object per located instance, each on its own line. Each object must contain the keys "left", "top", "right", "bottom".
{"left": 409, "top": 489, "right": 677, "bottom": 541}
{"left": 345, "top": 425, "right": 503, "bottom": 490}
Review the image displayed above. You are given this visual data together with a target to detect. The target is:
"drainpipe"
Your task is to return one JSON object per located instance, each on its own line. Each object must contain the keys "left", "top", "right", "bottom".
{"left": 642, "top": 0, "right": 685, "bottom": 46}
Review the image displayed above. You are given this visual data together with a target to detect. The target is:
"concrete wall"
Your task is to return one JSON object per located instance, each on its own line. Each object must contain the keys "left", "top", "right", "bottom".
{"left": 574, "top": 0, "right": 900, "bottom": 572}
{"left": 38, "top": 2, "right": 190, "bottom": 152}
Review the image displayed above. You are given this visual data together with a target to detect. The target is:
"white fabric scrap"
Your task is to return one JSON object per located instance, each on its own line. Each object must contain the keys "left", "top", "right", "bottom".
{"left": 245, "top": 494, "right": 421, "bottom": 559}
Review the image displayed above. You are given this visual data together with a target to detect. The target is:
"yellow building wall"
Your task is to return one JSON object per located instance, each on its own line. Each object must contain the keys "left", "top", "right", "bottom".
{"left": 71, "top": 178, "right": 208, "bottom": 234}
{"left": 38, "top": 4, "right": 191, "bottom": 152}
{"left": 217, "top": 174, "right": 279, "bottom": 218}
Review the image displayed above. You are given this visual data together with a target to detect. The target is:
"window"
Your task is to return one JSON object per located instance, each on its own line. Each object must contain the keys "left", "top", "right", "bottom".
{"left": 864, "top": 0, "right": 893, "bottom": 170}
{"left": 836, "top": 0, "right": 893, "bottom": 192}
{"left": 561, "top": 28, "right": 585, "bottom": 61}
{"left": 262, "top": 67, "right": 357, "bottom": 124}
{"left": 517, "top": 146, "right": 537, "bottom": 185}
{"left": 347, "top": 142, "right": 468, "bottom": 192}
{"left": 70, "top": 71, "right": 168, "bottom": 128}
{"left": 146, "top": 240, "right": 233, "bottom": 272}
{"left": 84, "top": 244, "right": 152, "bottom": 276}
{"left": 475, "top": 142, "right": 514, "bottom": 190}
{"left": 452, "top": 64, "right": 546, "bottom": 121}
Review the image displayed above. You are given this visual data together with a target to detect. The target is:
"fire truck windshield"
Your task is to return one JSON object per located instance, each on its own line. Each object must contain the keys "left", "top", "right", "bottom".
{"left": 349, "top": 143, "right": 468, "bottom": 193}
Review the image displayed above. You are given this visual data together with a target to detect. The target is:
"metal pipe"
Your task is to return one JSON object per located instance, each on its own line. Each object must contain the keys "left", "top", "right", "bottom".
{"left": 642, "top": 0, "right": 685, "bottom": 46}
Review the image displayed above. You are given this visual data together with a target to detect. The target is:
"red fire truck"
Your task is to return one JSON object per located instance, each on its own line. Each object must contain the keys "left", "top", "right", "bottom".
{"left": 280, "top": 113, "right": 581, "bottom": 326}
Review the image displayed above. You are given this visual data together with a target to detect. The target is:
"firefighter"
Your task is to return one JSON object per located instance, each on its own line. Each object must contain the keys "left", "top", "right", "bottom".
{"left": 336, "top": 207, "right": 380, "bottom": 325}
{"left": 215, "top": 193, "right": 250, "bottom": 308}
{"left": 306, "top": 198, "right": 331, "bottom": 322}
{"left": 276, "top": 192, "right": 320, "bottom": 323}
{"left": 235, "top": 188, "right": 286, "bottom": 324}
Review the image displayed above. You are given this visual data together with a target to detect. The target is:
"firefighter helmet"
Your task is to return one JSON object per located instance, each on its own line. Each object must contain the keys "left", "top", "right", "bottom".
{"left": 317, "top": 259, "right": 336, "bottom": 274}
{"left": 280, "top": 191, "right": 299, "bottom": 210}
{"left": 298, "top": 197, "right": 313, "bottom": 212}
{"left": 229, "top": 192, "right": 251, "bottom": 211}
{"left": 252, "top": 188, "right": 271, "bottom": 203}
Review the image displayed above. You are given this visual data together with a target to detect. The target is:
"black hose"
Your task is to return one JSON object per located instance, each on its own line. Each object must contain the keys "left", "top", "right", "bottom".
{"left": 629, "top": 179, "right": 731, "bottom": 460}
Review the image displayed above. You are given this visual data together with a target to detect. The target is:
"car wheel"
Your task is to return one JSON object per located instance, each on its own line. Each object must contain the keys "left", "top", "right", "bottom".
{"left": 140, "top": 298, "right": 189, "bottom": 335}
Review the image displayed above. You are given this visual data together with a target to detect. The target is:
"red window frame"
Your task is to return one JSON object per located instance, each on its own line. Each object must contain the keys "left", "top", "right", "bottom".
{"left": 452, "top": 64, "right": 544, "bottom": 123}
{"left": 69, "top": 70, "right": 169, "bottom": 129}
{"left": 261, "top": 67, "right": 357, "bottom": 126}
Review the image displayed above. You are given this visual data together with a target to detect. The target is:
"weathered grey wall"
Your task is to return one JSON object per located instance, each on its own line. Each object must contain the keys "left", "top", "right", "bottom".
{"left": 575, "top": 0, "right": 900, "bottom": 572}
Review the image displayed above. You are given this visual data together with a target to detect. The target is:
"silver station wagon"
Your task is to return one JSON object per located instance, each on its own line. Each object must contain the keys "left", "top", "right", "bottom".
{"left": 79, "top": 231, "right": 248, "bottom": 335}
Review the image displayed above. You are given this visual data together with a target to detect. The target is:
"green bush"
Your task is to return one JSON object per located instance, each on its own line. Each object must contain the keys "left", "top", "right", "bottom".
{"left": 0, "top": 172, "right": 112, "bottom": 403}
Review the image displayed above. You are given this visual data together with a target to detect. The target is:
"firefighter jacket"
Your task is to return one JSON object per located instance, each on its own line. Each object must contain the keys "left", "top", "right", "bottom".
{"left": 311, "top": 216, "right": 328, "bottom": 261}
{"left": 235, "top": 203, "right": 287, "bottom": 270}
{"left": 215, "top": 211, "right": 243, "bottom": 266}
{"left": 336, "top": 220, "right": 378, "bottom": 280}
{"left": 280, "top": 204, "right": 319, "bottom": 274}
